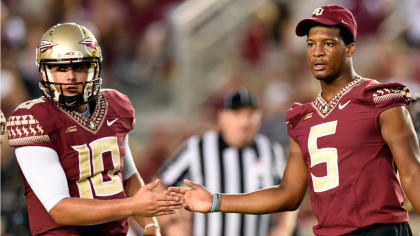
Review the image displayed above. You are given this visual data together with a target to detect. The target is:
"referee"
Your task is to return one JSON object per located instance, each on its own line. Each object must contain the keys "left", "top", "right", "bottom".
{"left": 158, "top": 88, "right": 297, "bottom": 236}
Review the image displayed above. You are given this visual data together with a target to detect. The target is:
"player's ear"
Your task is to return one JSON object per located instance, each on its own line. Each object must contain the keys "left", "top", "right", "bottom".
{"left": 346, "top": 42, "right": 356, "bottom": 58}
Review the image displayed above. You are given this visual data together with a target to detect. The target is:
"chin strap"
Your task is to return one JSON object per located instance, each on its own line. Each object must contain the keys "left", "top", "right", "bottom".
{"left": 58, "top": 93, "right": 85, "bottom": 107}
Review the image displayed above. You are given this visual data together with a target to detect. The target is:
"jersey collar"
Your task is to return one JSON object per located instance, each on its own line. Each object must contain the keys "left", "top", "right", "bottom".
{"left": 53, "top": 93, "right": 108, "bottom": 134}
{"left": 311, "top": 78, "right": 369, "bottom": 118}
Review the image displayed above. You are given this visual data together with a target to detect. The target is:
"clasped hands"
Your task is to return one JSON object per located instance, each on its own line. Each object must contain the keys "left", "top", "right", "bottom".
{"left": 163, "top": 179, "right": 214, "bottom": 213}
{"left": 139, "top": 179, "right": 212, "bottom": 218}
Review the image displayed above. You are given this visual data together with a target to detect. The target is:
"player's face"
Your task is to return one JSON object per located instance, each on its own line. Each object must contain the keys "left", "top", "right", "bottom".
{"left": 50, "top": 63, "right": 89, "bottom": 96}
{"left": 219, "top": 106, "right": 262, "bottom": 148}
{"left": 306, "top": 26, "right": 348, "bottom": 81}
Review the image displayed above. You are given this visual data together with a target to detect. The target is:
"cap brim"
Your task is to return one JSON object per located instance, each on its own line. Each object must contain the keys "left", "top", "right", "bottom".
{"left": 295, "top": 17, "right": 340, "bottom": 37}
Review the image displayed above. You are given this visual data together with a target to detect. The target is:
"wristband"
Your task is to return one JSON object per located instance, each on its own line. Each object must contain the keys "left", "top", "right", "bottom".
{"left": 209, "top": 193, "right": 220, "bottom": 213}
{"left": 144, "top": 223, "right": 160, "bottom": 233}
{"left": 209, "top": 193, "right": 217, "bottom": 213}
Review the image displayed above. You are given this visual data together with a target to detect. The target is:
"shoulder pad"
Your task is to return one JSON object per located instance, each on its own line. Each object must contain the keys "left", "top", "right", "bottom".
{"left": 359, "top": 81, "right": 412, "bottom": 127}
{"left": 286, "top": 103, "right": 305, "bottom": 140}
{"left": 365, "top": 81, "right": 411, "bottom": 106}
{"left": 15, "top": 98, "right": 46, "bottom": 110}
{"left": 7, "top": 98, "right": 57, "bottom": 147}
{"left": 286, "top": 103, "right": 304, "bottom": 125}
{"left": 101, "top": 89, "right": 135, "bottom": 130}
{"left": 101, "top": 89, "right": 134, "bottom": 117}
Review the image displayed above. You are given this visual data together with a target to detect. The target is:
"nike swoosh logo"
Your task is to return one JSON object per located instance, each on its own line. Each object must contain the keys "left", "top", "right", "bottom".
{"left": 339, "top": 100, "right": 351, "bottom": 110}
{"left": 107, "top": 119, "right": 118, "bottom": 126}
{"left": 66, "top": 100, "right": 77, "bottom": 105}
{"left": 342, "top": 19, "right": 349, "bottom": 25}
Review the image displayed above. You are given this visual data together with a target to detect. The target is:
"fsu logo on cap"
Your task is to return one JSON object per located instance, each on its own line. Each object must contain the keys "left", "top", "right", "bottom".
{"left": 79, "top": 37, "right": 98, "bottom": 50}
{"left": 312, "top": 8, "right": 324, "bottom": 16}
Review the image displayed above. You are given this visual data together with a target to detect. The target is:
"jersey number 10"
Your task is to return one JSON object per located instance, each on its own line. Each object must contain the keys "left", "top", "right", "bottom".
{"left": 308, "top": 121, "right": 339, "bottom": 192}
{"left": 72, "top": 136, "right": 123, "bottom": 198}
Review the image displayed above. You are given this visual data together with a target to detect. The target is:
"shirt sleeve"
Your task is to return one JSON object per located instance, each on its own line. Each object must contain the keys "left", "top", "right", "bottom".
{"left": 7, "top": 99, "right": 57, "bottom": 150}
{"left": 370, "top": 85, "right": 412, "bottom": 127}
{"left": 15, "top": 146, "right": 70, "bottom": 212}
{"left": 121, "top": 134, "right": 137, "bottom": 180}
{"left": 286, "top": 102, "right": 304, "bottom": 142}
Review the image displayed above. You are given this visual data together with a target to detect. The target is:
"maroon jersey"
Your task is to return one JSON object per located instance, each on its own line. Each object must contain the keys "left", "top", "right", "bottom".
{"left": 0, "top": 110, "right": 5, "bottom": 144}
{"left": 286, "top": 79, "right": 411, "bottom": 235}
{"left": 7, "top": 89, "right": 135, "bottom": 236}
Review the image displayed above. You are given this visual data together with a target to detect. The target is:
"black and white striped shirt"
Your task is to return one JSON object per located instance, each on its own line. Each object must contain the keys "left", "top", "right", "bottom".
{"left": 159, "top": 130, "right": 287, "bottom": 236}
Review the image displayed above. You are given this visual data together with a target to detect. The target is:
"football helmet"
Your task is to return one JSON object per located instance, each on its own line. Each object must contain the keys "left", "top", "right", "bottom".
{"left": 36, "top": 23, "right": 102, "bottom": 107}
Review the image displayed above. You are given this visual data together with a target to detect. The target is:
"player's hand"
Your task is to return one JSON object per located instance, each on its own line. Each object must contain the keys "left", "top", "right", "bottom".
{"left": 166, "top": 179, "right": 213, "bottom": 213}
{"left": 130, "top": 179, "right": 182, "bottom": 217}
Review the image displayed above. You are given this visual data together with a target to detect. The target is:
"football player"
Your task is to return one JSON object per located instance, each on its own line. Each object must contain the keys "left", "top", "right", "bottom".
{"left": 166, "top": 5, "right": 420, "bottom": 236}
{"left": 1, "top": 110, "right": 5, "bottom": 144}
{"left": 7, "top": 23, "right": 181, "bottom": 236}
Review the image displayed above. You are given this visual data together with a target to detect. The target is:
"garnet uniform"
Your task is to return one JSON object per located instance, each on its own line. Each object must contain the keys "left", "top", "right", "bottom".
{"left": 7, "top": 90, "right": 134, "bottom": 235}
{"left": 286, "top": 78, "right": 411, "bottom": 235}
{"left": 1, "top": 110, "right": 5, "bottom": 144}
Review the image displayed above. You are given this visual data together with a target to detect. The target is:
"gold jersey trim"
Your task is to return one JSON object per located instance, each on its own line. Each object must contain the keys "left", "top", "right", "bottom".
{"left": 9, "top": 135, "right": 50, "bottom": 146}
{"left": 54, "top": 93, "right": 108, "bottom": 134}
{"left": 372, "top": 87, "right": 411, "bottom": 104}
{"left": 312, "top": 78, "right": 370, "bottom": 119}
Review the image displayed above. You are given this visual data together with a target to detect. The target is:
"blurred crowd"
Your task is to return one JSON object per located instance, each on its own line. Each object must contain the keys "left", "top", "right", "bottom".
{"left": 2, "top": 0, "right": 420, "bottom": 235}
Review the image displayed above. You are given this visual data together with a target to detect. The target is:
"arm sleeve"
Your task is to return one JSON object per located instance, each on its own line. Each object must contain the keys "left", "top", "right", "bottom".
{"left": 121, "top": 134, "right": 137, "bottom": 180}
{"left": 15, "top": 146, "right": 70, "bottom": 212}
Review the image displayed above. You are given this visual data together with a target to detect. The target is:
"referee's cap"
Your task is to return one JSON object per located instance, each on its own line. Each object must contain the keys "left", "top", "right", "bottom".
{"left": 223, "top": 88, "right": 259, "bottom": 110}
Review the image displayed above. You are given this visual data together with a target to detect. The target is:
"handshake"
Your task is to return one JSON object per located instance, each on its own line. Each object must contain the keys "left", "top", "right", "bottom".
{"left": 140, "top": 179, "right": 215, "bottom": 217}
{"left": 163, "top": 179, "right": 215, "bottom": 214}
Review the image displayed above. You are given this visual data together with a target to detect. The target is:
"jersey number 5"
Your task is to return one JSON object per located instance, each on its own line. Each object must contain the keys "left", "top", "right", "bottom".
{"left": 308, "top": 121, "right": 339, "bottom": 192}
{"left": 72, "top": 136, "right": 123, "bottom": 198}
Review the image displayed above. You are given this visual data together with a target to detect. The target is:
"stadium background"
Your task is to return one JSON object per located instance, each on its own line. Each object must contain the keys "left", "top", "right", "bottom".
{"left": 1, "top": 0, "right": 420, "bottom": 235}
